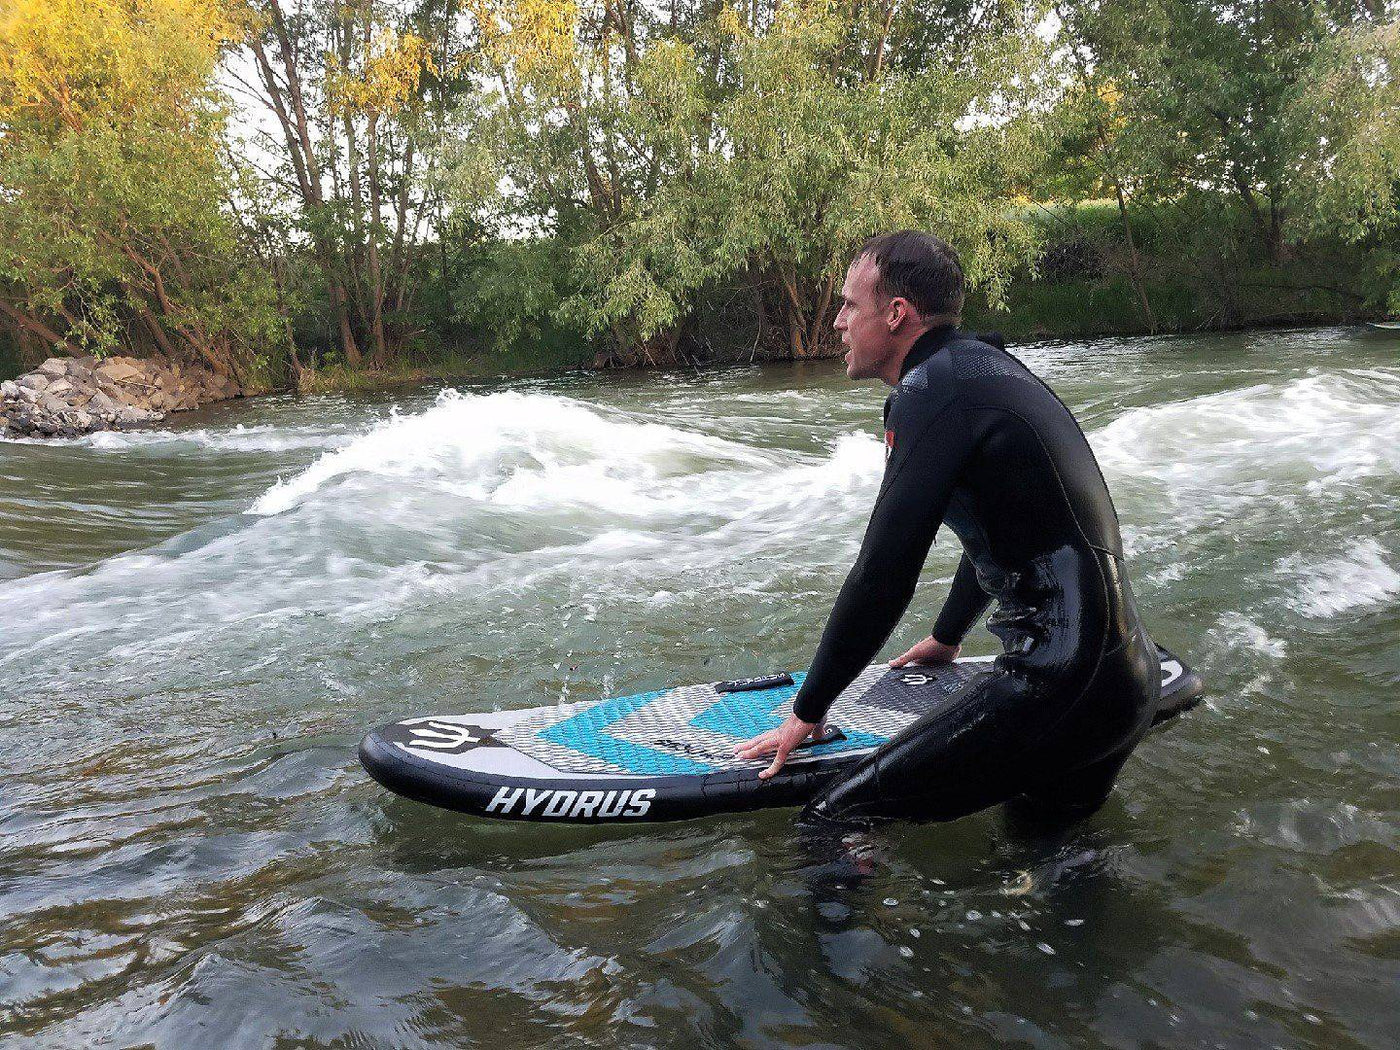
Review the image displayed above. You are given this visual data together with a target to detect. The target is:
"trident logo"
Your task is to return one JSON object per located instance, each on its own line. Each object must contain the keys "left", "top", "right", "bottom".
{"left": 405, "top": 720, "right": 487, "bottom": 751}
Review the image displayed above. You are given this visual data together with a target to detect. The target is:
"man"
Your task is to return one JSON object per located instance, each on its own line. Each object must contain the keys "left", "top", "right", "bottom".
{"left": 734, "top": 230, "right": 1160, "bottom": 824}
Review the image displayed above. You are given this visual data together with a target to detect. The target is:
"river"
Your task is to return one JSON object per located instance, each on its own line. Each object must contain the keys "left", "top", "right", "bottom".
{"left": 2, "top": 326, "right": 1398, "bottom": 1047}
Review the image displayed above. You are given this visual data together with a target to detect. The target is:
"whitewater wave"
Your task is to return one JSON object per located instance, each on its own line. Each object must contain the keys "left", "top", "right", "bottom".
{"left": 1278, "top": 539, "right": 1400, "bottom": 618}
{"left": 0, "top": 389, "right": 888, "bottom": 669}
{"left": 249, "top": 389, "right": 874, "bottom": 519}
{"left": 1094, "top": 367, "right": 1400, "bottom": 492}
{"left": 7, "top": 362, "right": 1398, "bottom": 682}
{"left": 4, "top": 423, "right": 349, "bottom": 454}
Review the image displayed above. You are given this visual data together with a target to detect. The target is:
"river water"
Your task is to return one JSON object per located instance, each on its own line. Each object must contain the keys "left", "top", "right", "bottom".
{"left": 1, "top": 326, "right": 1397, "bottom": 1048}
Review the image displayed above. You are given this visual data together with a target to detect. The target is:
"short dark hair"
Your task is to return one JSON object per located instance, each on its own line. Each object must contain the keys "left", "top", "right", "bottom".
{"left": 856, "top": 230, "right": 965, "bottom": 323}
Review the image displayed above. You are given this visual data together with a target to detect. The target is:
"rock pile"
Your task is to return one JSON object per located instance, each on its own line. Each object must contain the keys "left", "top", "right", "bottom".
{"left": 1, "top": 356, "right": 242, "bottom": 438}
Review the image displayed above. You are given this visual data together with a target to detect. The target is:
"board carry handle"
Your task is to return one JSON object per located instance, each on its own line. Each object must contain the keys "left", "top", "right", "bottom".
{"left": 715, "top": 672, "right": 795, "bottom": 693}
{"left": 795, "top": 725, "right": 846, "bottom": 750}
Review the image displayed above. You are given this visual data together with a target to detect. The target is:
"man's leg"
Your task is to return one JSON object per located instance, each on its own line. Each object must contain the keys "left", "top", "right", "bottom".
{"left": 803, "top": 670, "right": 1053, "bottom": 825}
{"left": 803, "top": 647, "right": 1157, "bottom": 827}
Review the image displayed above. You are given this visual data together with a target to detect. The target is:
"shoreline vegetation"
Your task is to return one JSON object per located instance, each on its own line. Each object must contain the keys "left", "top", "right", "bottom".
{"left": 2, "top": 2, "right": 1398, "bottom": 408}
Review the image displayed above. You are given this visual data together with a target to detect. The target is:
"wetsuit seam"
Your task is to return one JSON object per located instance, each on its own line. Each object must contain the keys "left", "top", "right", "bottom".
{"left": 964, "top": 401, "right": 1102, "bottom": 556}
{"left": 987, "top": 345, "right": 1127, "bottom": 552}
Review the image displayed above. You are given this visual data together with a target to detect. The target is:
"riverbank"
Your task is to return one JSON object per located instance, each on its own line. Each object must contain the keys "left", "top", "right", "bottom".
{"left": 0, "top": 355, "right": 244, "bottom": 438}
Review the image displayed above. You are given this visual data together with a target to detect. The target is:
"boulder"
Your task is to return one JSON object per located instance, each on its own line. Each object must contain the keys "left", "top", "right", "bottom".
{"left": 3, "top": 354, "right": 241, "bottom": 439}
{"left": 84, "top": 390, "right": 119, "bottom": 419}
{"left": 38, "top": 391, "right": 69, "bottom": 416}
{"left": 112, "top": 404, "right": 161, "bottom": 428}
{"left": 95, "top": 358, "right": 143, "bottom": 384}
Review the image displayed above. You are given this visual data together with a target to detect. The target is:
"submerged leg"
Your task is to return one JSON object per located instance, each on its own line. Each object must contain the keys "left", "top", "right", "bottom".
{"left": 1002, "top": 749, "right": 1132, "bottom": 833}
{"left": 802, "top": 670, "right": 1043, "bottom": 827}
{"left": 802, "top": 653, "right": 1154, "bottom": 828}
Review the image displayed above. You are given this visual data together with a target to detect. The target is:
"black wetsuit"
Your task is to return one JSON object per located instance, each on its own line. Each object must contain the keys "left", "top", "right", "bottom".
{"left": 795, "top": 326, "right": 1159, "bottom": 823}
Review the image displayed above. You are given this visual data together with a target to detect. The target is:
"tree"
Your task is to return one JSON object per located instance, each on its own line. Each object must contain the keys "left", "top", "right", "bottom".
{"left": 1285, "top": 15, "right": 1400, "bottom": 311}
{"left": 0, "top": 0, "right": 279, "bottom": 380}
{"left": 456, "top": 0, "right": 1050, "bottom": 366}
{"left": 676, "top": 1, "right": 1049, "bottom": 359}
{"left": 235, "top": 0, "right": 467, "bottom": 369}
{"left": 1052, "top": 0, "right": 1388, "bottom": 263}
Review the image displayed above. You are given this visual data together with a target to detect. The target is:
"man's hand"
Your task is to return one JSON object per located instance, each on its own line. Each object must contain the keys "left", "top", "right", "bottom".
{"left": 733, "top": 713, "right": 825, "bottom": 780}
{"left": 890, "top": 635, "right": 960, "bottom": 667}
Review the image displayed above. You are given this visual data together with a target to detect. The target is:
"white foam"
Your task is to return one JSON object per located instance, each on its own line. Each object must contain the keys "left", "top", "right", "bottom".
{"left": 1278, "top": 539, "right": 1400, "bottom": 618}
{"left": 248, "top": 389, "right": 785, "bottom": 517}
{"left": 0, "top": 389, "right": 890, "bottom": 664}
{"left": 4, "top": 424, "right": 347, "bottom": 454}
{"left": 1212, "top": 612, "right": 1288, "bottom": 658}
{"left": 90, "top": 424, "right": 348, "bottom": 454}
{"left": 1094, "top": 368, "right": 1400, "bottom": 492}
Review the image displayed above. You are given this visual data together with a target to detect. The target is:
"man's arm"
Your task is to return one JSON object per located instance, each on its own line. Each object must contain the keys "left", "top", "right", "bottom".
{"left": 790, "top": 390, "right": 972, "bottom": 723}
{"left": 931, "top": 553, "right": 992, "bottom": 648}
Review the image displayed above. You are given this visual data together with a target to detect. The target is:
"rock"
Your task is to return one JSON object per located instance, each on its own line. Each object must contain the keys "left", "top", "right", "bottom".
{"left": 95, "top": 358, "right": 143, "bottom": 384}
{"left": 112, "top": 404, "right": 161, "bottom": 428}
{"left": 38, "top": 391, "right": 69, "bottom": 416}
{"left": 86, "top": 389, "right": 119, "bottom": 418}
{"left": 3, "top": 354, "right": 241, "bottom": 440}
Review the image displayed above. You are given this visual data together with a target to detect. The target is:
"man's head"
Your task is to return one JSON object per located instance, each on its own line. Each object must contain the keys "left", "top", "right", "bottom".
{"left": 835, "top": 230, "right": 965, "bottom": 384}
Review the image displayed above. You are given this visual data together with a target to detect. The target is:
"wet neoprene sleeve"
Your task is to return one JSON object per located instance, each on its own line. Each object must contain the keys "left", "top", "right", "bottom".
{"left": 791, "top": 389, "right": 973, "bottom": 724}
{"left": 931, "top": 553, "right": 992, "bottom": 648}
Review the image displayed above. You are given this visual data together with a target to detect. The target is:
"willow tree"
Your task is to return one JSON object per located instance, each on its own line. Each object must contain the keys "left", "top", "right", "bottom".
{"left": 460, "top": 0, "right": 719, "bottom": 365}
{"left": 237, "top": 0, "right": 462, "bottom": 369}
{"left": 459, "top": 1, "right": 1050, "bottom": 366}
{"left": 673, "top": 1, "right": 1050, "bottom": 359}
{"left": 1285, "top": 17, "right": 1400, "bottom": 312}
{"left": 0, "top": 0, "right": 279, "bottom": 380}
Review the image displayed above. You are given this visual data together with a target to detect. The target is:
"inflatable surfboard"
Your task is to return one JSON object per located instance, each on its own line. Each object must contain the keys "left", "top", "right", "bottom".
{"left": 360, "top": 645, "right": 1204, "bottom": 824}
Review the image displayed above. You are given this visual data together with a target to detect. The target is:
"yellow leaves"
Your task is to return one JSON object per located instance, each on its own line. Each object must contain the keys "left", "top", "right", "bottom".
{"left": 467, "top": 0, "right": 580, "bottom": 89}
{"left": 1096, "top": 80, "right": 1123, "bottom": 110}
{"left": 715, "top": 3, "right": 745, "bottom": 42}
{"left": 0, "top": 0, "right": 236, "bottom": 129}
{"left": 328, "top": 30, "right": 436, "bottom": 118}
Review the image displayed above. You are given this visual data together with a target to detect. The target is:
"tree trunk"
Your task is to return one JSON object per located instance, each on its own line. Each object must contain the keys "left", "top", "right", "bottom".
{"left": 365, "top": 112, "right": 390, "bottom": 367}
{"left": 0, "top": 301, "right": 77, "bottom": 355}
{"left": 1114, "top": 182, "right": 1157, "bottom": 334}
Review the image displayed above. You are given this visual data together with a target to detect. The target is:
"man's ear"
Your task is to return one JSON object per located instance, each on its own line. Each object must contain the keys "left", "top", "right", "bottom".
{"left": 887, "top": 297, "right": 915, "bottom": 332}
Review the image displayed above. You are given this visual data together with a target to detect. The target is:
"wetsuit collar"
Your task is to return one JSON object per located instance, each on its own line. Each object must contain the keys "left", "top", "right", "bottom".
{"left": 897, "top": 324, "right": 960, "bottom": 382}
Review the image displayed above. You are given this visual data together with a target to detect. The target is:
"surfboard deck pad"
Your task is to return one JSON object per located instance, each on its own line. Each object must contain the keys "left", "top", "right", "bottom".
{"left": 360, "top": 645, "right": 1204, "bottom": 823}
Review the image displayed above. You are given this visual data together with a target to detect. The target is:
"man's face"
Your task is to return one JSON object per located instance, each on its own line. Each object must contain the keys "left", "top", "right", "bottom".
{"left": 834, "top": 255, "right": 897, "bottom": 381}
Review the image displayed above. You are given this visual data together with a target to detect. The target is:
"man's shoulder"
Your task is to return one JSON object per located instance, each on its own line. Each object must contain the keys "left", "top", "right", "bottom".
{"left": 887, "top": 358, "right": 960, "bottom": 427}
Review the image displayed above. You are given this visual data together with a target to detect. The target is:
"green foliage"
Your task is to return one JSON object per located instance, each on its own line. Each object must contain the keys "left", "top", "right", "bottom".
{"left": 1285, "top": 19, "right": 1400, "bottom": 311}
{"left": 454, "top": 0, "right": 1055, "bottom": 364}
{"left": 968, "top": 197, "right": 1378, "bottom": 337}
{"left": 0, "top": 0, "right": 281, "bottom": 374}
{"left": 6, "top": 0, "right": 1396, "bottom": 392}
